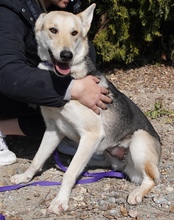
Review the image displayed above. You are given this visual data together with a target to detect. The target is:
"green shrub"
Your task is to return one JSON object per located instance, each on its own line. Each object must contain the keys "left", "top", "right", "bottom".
{"left": 84, "top": 0, "right": 174, "bottom": 64}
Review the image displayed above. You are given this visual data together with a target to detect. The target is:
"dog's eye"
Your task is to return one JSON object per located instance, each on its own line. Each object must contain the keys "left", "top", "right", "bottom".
{"left": 71, "top": 30, "right": 78, "bottom": 36}
{"left": 49, "top": 28, "right": 58, "bottom": 34}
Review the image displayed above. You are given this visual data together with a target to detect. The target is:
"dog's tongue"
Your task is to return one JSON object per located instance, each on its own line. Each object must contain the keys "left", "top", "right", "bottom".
{"left": 55, "top": 61, "right": 70, "bottom": 75}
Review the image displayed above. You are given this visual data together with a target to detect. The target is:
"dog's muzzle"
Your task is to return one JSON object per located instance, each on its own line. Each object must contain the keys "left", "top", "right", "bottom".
{"left": 48, "top": 49, "right": 71, "bottom": 76}
{"left": 60, "top": 50, "right": 73, "bottom": 62}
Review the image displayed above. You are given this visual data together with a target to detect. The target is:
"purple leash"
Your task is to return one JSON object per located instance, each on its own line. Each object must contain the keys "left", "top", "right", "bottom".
{"left": 0, "top": 151, "right": 125, "bottom": 220}
{"left": 0, "top": 150, "right": 125, "bottom": 192}
{"left": 54, "top": 150, "right": 125, "bottom": 180}
{"left": 0, "top": 214, "right": 5, "bottom": 220}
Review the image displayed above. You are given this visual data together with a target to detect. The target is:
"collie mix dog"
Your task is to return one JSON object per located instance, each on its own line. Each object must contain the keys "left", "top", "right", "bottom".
{"left": 11, "top": 4, "right": 161, "bottom": 215}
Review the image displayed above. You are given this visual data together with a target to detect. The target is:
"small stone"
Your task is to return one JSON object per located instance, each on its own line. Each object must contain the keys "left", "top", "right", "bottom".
{"left": 109, "top": 209, "right": 117, "bottom": 215}
{"left": 73, "top": 195, "right": 84, "bottom": 201}
{"left": 16, "top": 168, "right": 25, "bottom": 174}
{"left": 153, "top": 196, "right": 168, "bottom": 204}
{"left": 166, "top": 186, "right": 173, "bottom": 192}
{"left": 98, "top": 200, "right": 106, "bottom": 206}
{"left": 79, "top": 187, "right": 87, "bottom": 194}
{"left": 129, "top": 210, "right": 138, "bottom": 218}
{"left": 40, "top": 209, "right": 47, "bottom": 215}
{"left": 77, "top": 201, "right": 86, "bottom": 207}
{"left": 108, "top": 197, "right": 116, "bottom": 203}
{"left": 104, "top": 184, "right": 111, "bottom": 191}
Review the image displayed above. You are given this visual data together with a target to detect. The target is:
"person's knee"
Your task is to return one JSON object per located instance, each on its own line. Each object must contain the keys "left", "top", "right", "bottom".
{"left": 18, "top": 116, "right": 46, "bottom": 137}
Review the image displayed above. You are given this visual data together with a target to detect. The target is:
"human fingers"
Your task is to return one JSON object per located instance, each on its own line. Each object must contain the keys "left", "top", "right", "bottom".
{"left": 96, "top": 100, "right": 108, "bottom": 110}
{"left": 101, "top": 86, "right": 109, "bottom": 95}
{"left": 100, "top": 93, "right": 112, "bottom": 104}
{"left": 92, "top": 76, "right": 100, "bottom": 84}
{"left": 90, "top": 104, "right": 100, "bottom": 115}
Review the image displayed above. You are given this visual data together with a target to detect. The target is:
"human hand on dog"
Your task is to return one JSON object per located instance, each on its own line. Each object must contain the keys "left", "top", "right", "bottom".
{"left": 71, "top": 75, "right": 112, "bottom": 114}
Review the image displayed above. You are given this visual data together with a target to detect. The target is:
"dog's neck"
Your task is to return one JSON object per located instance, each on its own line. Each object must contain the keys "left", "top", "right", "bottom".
{"left": 70, "top": 55, "right": 97, "bottom": 79}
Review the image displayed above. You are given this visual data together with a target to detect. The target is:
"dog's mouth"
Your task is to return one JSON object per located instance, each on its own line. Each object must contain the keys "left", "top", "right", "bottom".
{"left": 48, "top": 50, "right": 71, "bottom": 76}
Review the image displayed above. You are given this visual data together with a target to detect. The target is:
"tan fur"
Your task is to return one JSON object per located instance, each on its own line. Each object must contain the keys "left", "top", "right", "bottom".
{"left": 10, "top": 4, "right": 161, "bottom": 215}
{"left": 145, "top": 161, "right": 158, "bottom": 181}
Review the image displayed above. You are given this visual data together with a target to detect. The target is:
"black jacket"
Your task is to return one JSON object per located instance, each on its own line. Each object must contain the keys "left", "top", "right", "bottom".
{"left": 0, "top": 0, "right": 80, "bottom": 107}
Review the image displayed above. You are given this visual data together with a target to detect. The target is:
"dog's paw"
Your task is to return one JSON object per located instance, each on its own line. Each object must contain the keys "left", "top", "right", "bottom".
{"left": 48, "top": 197, "right": 69, "bottom": 215}
{"left": 10, "top": 173, "right": 32, "bottom": 184}
{"left": 127, "top": 189, "right": 143, "bottom": 205}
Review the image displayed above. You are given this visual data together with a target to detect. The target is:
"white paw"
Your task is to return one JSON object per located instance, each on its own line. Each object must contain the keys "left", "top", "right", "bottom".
{"left": 127, "top": 189, "right": 143, "bottom": 205}
{"left": 48, "top": 197, "right": 69, "bottom": 215}
{"left": 10, "top": 173, "right": 32, "bottom": 184}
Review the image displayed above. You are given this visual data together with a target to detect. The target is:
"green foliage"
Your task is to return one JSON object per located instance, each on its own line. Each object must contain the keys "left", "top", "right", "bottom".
{"left": 146, "top": 99, "right": 174, "bottom": 119}
{"left": 84, "top": 0, "right": 174, "bottom": 64}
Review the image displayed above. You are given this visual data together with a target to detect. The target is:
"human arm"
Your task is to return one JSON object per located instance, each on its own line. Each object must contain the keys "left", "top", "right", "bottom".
{"left": 0, "top": 5, "right": 111, "bottom": 113}
{"left": 0, "top": 6, "right": 71, "bottom": 107}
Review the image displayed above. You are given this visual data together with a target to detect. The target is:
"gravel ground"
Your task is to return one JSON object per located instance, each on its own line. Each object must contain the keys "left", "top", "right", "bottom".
{"left": 0, "top": 64, "right": 174, "bottom": 220}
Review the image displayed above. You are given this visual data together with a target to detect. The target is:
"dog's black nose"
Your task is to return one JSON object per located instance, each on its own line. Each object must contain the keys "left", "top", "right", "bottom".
{"left": 60, "top": 50, "right": 73, "bottom": 62}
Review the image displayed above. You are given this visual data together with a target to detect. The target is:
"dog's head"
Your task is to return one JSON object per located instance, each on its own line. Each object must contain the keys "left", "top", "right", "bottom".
{"left": 35, "top": 4, "right": 96, "bottom": 77}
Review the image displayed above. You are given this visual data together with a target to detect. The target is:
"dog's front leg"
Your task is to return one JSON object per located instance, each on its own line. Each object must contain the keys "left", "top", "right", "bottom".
{"left": 10, "top": 129, "right": 64, "bottom": 184}
{"left": 48, "top": 133, "right": 103, "bottom": 214}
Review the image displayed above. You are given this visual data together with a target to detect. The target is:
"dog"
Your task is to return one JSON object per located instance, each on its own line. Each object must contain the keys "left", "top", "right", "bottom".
{"left": 11, "top": 4, "right": 161, "bottom": 215}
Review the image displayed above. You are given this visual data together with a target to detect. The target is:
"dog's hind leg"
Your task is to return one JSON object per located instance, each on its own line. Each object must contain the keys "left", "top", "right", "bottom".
{"left": 48, "top": 132, "right": 104, "bottom": 214}
{"left": 126, "top": 130, "right": 161, "bottom": 205}
{"left": 11, "top": 127, "right": 64, "bottom": 184}
{"left": 128, "top": 161, "right": 160, "bottom": 205}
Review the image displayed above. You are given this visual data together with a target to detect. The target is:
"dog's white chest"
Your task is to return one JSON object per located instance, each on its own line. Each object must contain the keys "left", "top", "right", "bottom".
{"left": 41, "top": 100, "right": 104, "bottom": 143}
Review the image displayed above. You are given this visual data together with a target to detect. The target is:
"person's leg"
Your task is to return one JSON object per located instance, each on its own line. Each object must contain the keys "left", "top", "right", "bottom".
{"left": 0, "top": 93, "right": 46, "bottom": 136}
{"left": 0, "top": 115, "right": 45, "bottom": 166}
{"left": 0, "top": 118, "right": 25, "bottom": 136}
{"left": 0, "top": 94, "right": 45, "bottom": 165}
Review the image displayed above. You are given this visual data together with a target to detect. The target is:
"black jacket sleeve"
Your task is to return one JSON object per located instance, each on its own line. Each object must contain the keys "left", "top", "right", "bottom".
{"left": 0, "top": 6, "right": 72, "bottom": 107}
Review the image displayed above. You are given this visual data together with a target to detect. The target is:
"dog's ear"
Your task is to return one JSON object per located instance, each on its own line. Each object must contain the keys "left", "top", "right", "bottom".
{"left": 35, "top": 13, "right": 47, "bottom": 32}
{"left": 77, "top": 3, "right": 96, "bottom": 36}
